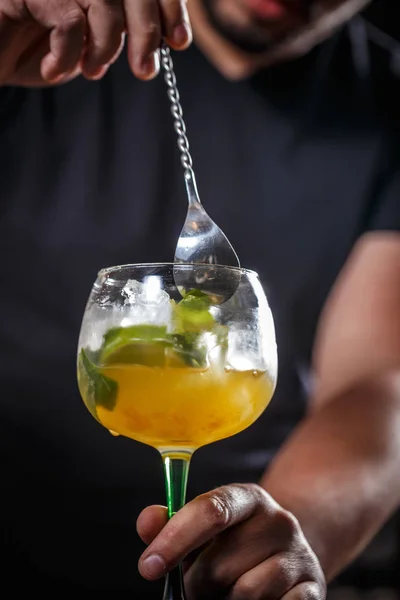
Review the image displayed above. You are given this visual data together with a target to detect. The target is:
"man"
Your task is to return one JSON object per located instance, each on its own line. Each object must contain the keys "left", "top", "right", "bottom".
{"left": 0, "top": 0, "right": 399, "bottom": 597}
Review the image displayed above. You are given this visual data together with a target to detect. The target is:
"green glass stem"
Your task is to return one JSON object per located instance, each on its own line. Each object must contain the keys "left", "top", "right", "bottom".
{"left": 161, "top": 451, "right": 192, "bottom": 600}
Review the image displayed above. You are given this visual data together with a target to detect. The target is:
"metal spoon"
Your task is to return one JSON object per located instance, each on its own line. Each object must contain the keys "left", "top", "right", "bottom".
{"left": 160, "top": 44, "right": 241, "bottom": 302}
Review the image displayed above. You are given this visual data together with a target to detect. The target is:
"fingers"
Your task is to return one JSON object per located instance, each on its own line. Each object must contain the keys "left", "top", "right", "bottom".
{"left": 0, "top": 13, "right": 16, "bottom": 55}
{"left": 37, "top": 0, "right": 127, "bottom": 82}
{"left": 229, "top": 554, "right": 325, "bottom": 600}
{"left": 138, "top": 485, "right": 260, "bottom": 580}
{"left": 81, "top": 0, "right": 125, "bottom": 78}
{"left": 232, "top": 579, "right": 324, "bottom": 600}
{"left": 39, "top": 3, "right": 86, "bottom": 82}
{"left": 158, "top": 0, "right": 192, "bottom": 50}
{"left": 124, "top": 0, "right": 162, "bottom": 80}
{"left": 125, "top": 0, "right": 192, "bottom": 80}
{"left": 230, "top": 557, "right": 299, "bottom": 600}
{"left": 282, "top": 582, "right": 325, "bottom": 599}
{"left": 137, "top": 505, "right": 168, "bottom": 545}
{"left": 184, "top": 507, "right": 300, "bottom": 597}
{"left": 0, "top": 13, "right": 28, "bottom": 83}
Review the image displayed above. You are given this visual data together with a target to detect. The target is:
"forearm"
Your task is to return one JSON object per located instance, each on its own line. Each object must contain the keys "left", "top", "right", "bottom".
{"left": 260, "top": 375, "right": 400, "bottom": 581}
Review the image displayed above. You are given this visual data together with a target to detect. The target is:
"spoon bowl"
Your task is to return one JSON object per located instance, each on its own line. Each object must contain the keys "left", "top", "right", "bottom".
{"left": 160, "top": 44, "right": 241, "bottom": 303}
{"left": 173, "top": 170, "right": 241, "bottom": 302}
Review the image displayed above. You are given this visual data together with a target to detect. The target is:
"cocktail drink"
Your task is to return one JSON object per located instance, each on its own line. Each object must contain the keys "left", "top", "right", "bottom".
{"left": 77, "top": 263, "right": 277, "bottom": 599}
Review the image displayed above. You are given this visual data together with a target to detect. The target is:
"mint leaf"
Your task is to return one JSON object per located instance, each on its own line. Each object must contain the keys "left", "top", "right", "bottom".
{"left": 79, "top": 349, "right": 118, "bottom": 413}
{"left": 170, "top": 332, "right": 208, "bottom": 368}
{"left": 173, "top": 290, "right": 215, "bottom": 333}
{"left": 181, "top": 289, "right": 212, "bottom": 309}
{"left": 213, "top": 323, "right": 229, "bottom": 350}
{"left": 184, "top": 289, "right": 213, "bottom": 301}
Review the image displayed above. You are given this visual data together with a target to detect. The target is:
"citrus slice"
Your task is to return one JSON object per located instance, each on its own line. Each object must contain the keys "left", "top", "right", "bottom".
{"left": 99, "top": 325, "right": 172, "bottom": 367}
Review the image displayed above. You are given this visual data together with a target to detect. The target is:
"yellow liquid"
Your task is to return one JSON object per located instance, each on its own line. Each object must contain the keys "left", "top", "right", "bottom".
{"left": 89, "top": 364, "right": 274, "bottom": 450}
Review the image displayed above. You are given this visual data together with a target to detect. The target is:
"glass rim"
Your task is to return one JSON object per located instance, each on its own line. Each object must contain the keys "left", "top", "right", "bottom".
{"left": 97, "top": 262, "right": 259, "bottom": 278}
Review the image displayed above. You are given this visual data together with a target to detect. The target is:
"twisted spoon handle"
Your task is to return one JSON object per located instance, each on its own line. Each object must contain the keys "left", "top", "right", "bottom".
{"left": 160, "top": 43, "right": 200, "bottom": 207}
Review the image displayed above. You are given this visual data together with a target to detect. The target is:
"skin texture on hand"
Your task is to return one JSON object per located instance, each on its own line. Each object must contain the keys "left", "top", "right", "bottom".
{"left": 0, "top": 0, "right": 192, "bottom": 86}
{"left": 137, "top": 484, "right": 327, "bottom": 599}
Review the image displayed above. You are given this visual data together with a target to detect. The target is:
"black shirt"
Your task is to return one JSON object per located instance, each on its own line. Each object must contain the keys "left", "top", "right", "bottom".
{"left": 0, "top": 16, "right": 399, "bottom": 594}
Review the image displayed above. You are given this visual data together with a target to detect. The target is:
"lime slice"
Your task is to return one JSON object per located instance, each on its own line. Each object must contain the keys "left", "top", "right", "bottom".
{"left": 99, "top": 325, "right": 172, "bottom": 367}
{"left": 94, "top": 290, "right": 223, "bottom": 370}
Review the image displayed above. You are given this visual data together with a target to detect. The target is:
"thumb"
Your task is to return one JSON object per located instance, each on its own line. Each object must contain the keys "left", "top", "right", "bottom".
{"left": 137, "top": 505, "right": 168, "bottom": 545}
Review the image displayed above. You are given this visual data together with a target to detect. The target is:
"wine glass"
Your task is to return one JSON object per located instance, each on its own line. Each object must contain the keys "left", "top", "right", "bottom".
{"left": 77, "top": 263, "right": 278, "bottom": 600}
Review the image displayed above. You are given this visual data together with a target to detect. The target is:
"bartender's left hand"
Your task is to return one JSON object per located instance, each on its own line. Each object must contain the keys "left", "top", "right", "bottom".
{"left": 137, "top": 483, "right": 326, "bottom": 599}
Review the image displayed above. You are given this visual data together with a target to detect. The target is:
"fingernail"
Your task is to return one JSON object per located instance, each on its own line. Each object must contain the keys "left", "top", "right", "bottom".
{"left": 87, "top": 65, "right": 109, "bottom": 81}
{"left": 83, "top": 61, "right": 99, "bottom": 76}
{"left": 139, "top": 51, "right": 160, "bottom": 79}
{"left": 140, "top": 554, "right": 166, "bottom": 579}
{"left": 173, "top": 23, "right": 191, "bottom": 47}
{"left": 47, "top": 72, "right": 67, "bottom": 83}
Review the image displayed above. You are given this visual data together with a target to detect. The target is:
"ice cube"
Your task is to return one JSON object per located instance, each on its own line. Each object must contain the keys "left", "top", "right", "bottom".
{"left": 122, "top": 277, "right": 169, "bottom": 306}
{"left": 226, "top": 323, "right": 277, "bottom": 374}
{"left": 80, "top": 277, "right": 173, "bottom": 352}
{"left": 120, "top": 276, "right": 172, "bottom": 326}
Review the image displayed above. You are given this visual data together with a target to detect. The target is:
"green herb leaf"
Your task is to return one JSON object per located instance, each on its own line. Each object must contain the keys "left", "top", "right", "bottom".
{"left": 213, "top": 323, "right": 229, "bottom": 350}
{"left": 78, "top": 349, "right": 118, "bottom": 414}
{"left": 184, "top": 289, "right": 213, "bottom": 301}
{"left": 173, "top": 289, "right": 215, "bottom": 333}
{"left": 170, "top": 332, "right": 208, "bottom": 368}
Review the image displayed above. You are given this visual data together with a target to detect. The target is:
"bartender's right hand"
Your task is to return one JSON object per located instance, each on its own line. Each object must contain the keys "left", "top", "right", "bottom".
{"left": 0, "top": 0, "right": 192, "bottom": 86}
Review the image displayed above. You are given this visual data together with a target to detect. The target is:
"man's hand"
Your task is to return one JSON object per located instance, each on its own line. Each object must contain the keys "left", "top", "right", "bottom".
{"left": 0, "top": 0, "right": 192, "bottom": 87}
{"left": 137, "top": 484, "right": 326, "bottom": 599}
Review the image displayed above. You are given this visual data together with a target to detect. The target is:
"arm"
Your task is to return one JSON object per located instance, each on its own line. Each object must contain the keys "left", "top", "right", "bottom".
{"left": 135, "top": 232, "right": 400, "bottom": 600}
{"left": 261, "top": 231, "right": 400, "bottom": 581}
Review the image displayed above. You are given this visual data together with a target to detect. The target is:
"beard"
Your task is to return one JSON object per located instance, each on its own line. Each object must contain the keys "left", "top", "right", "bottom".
{"left": 201, "top": 0, "right": 314, "bottom": 54}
